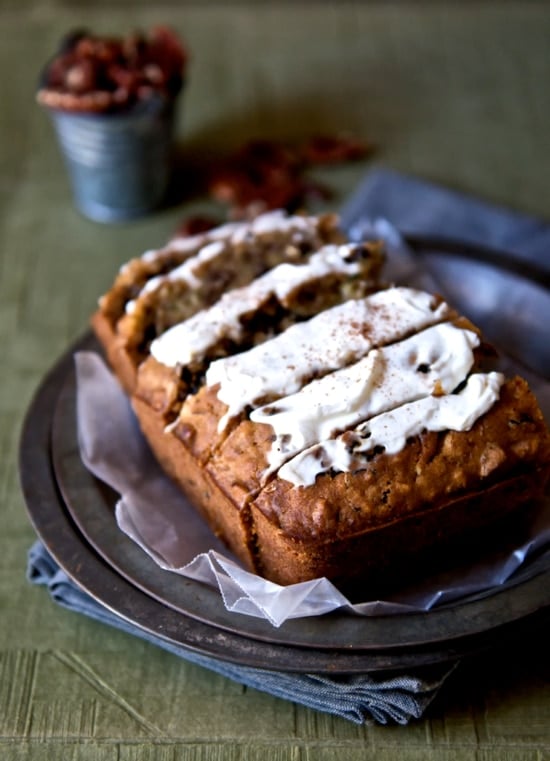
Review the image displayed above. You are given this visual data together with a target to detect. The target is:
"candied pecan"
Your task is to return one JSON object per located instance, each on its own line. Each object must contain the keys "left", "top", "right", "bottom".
{"left": 136, "top": 84, "right": 156, "bottom": 101}
{"left": 106, "top": 63, "right": 140, "bottom": 91}
{"left": 173, "top": 215, "right": 220, "bottom": 238}
{"left": 237, "top": 139, "right": 302, "bottom": 173}
{"left": 208, "top": 139, "right": 305, "bottom": 214}
{"left": 74, "top": 36, "right": 122, "bottom": 64}
{"left": 37, "top": 26, "right": 187, "bottom": 114}
{"left": 42, "top": 52, "right": 77, "bottom": 89}
{"left": 143, "top": 63, "right": 165, "bottom": 86}
{"left": 37, "top": 88, "right": 113, "bottom": 113}
{"left": 145, "top": 26, "right": 188, "bottom": 94}
{"left": 169, "top": 130, "right": 373, "bottom": 225}
{"left": 64, "top": 59, "right": 99, "bottom": 93}
{"left": 302, "top": 133, "right": 371, "bottom": 164}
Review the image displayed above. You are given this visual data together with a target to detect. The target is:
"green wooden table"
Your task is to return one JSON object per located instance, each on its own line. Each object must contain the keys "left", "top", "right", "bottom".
{"left": 2, "top": 2, "right": 550, "bottom": 758}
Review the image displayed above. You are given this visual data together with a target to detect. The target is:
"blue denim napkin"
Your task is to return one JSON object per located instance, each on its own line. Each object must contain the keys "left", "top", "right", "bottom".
{"left": 26, "top": 167, "right": 550, "bottom": 725}
{"left": 27, "top": 540, "right": 452, "bottom": 725}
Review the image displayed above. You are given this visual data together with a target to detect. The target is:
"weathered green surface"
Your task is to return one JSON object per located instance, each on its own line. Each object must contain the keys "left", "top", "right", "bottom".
{"left": 2, "top": 2, "right": 550, "bottom": 758}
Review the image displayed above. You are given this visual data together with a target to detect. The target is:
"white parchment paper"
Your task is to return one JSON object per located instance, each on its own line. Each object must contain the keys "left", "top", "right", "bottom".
{"left": 75, "top": 222, "right": 550, "bottom": 627}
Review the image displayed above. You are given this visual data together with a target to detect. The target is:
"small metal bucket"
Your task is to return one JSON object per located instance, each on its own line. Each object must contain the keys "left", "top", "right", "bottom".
{"left": 46, "top": 96, "right": 177, "bottom": 223}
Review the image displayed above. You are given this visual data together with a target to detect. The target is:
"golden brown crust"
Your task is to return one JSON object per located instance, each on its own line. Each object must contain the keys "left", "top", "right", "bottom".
{"left": 250, "top": 473, "right": 542, "bottom": 593}
{"left": 134, "top": 355, "right": 185, "bottom": 420}
{"left": 173, "top": 387, "right": 234, "bottom": 464}
{"left": 251, "top": 377, "right": 550, "bottom": 543}
{"left": 206, "top": 417, "right": 276, "bottom": 509}
{"left": 132, "top": 396, "right": 255, "bottom": 570}
{"left": 90, "top": 309, "right": 138, "bottom": 395}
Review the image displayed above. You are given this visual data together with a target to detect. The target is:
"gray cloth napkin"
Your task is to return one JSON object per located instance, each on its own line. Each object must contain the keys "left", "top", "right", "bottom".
{"left": 340, "top": 166, "right": 550, "bottom": 271}
{"left": 26, "top": 167, "right": 550, "bottom": 725}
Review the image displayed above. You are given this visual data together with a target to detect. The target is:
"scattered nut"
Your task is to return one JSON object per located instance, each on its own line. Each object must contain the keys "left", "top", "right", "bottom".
{"left": 173, "top": 215, "right": 219, "bottom": 238}
{"left": 206, "top": 134, "right": 370, "bottom": 218}
{"left": 37, "top": 26, "right": 188, "bottom": 114}
{"left": 302, "top": 133, "right": 371, "bottom": 164}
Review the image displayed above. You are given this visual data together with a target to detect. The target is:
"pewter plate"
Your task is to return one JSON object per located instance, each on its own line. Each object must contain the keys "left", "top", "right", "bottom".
{"left": 19, "top": 239, "right": 550, "bottom": 671}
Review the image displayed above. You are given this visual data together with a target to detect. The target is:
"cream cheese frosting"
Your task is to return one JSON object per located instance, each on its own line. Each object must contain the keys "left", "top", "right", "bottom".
{"left": 207, "top": 287, "right": 452, "bottom": 428}
{"left": 138, "top": 210, "right": 296, "bottom": 264}
{"left": 140, "top": 240, "right": 227, "bottom": 295}
{"left": 150, "top": 243, "right": 376, "bottom": 370}
{"left": 278, "top": 372, "right": 505, "bottom": 486}
{"left": 250, "top": 321, "right": 481, "bottom": 475}
{"left": 124, "top": 210, "right": 324, "bottom": 303}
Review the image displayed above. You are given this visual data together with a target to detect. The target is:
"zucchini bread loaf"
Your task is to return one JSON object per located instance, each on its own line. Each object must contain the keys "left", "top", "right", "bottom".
{"left": 92, "top": 210, "right": 550, "bottom": 595}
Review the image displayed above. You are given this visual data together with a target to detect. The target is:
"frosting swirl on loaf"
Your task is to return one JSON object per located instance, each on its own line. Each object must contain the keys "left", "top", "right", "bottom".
{"left": 278, "top": 372, "right": 504, "bottom": 486}
{"left": 126, "top": 210, "right": 327, "bottom": 313}
{"left": 138, "top": 209, "right": 314, "bottom": 263}
{"left": 149, "top": 243, "right": 378, "bottom": 369}
{"left": 207, "top": 287, "right": 452, "bottom": 427}
{"left": 250, "top": 321, "right": 481, "bottom": 475}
